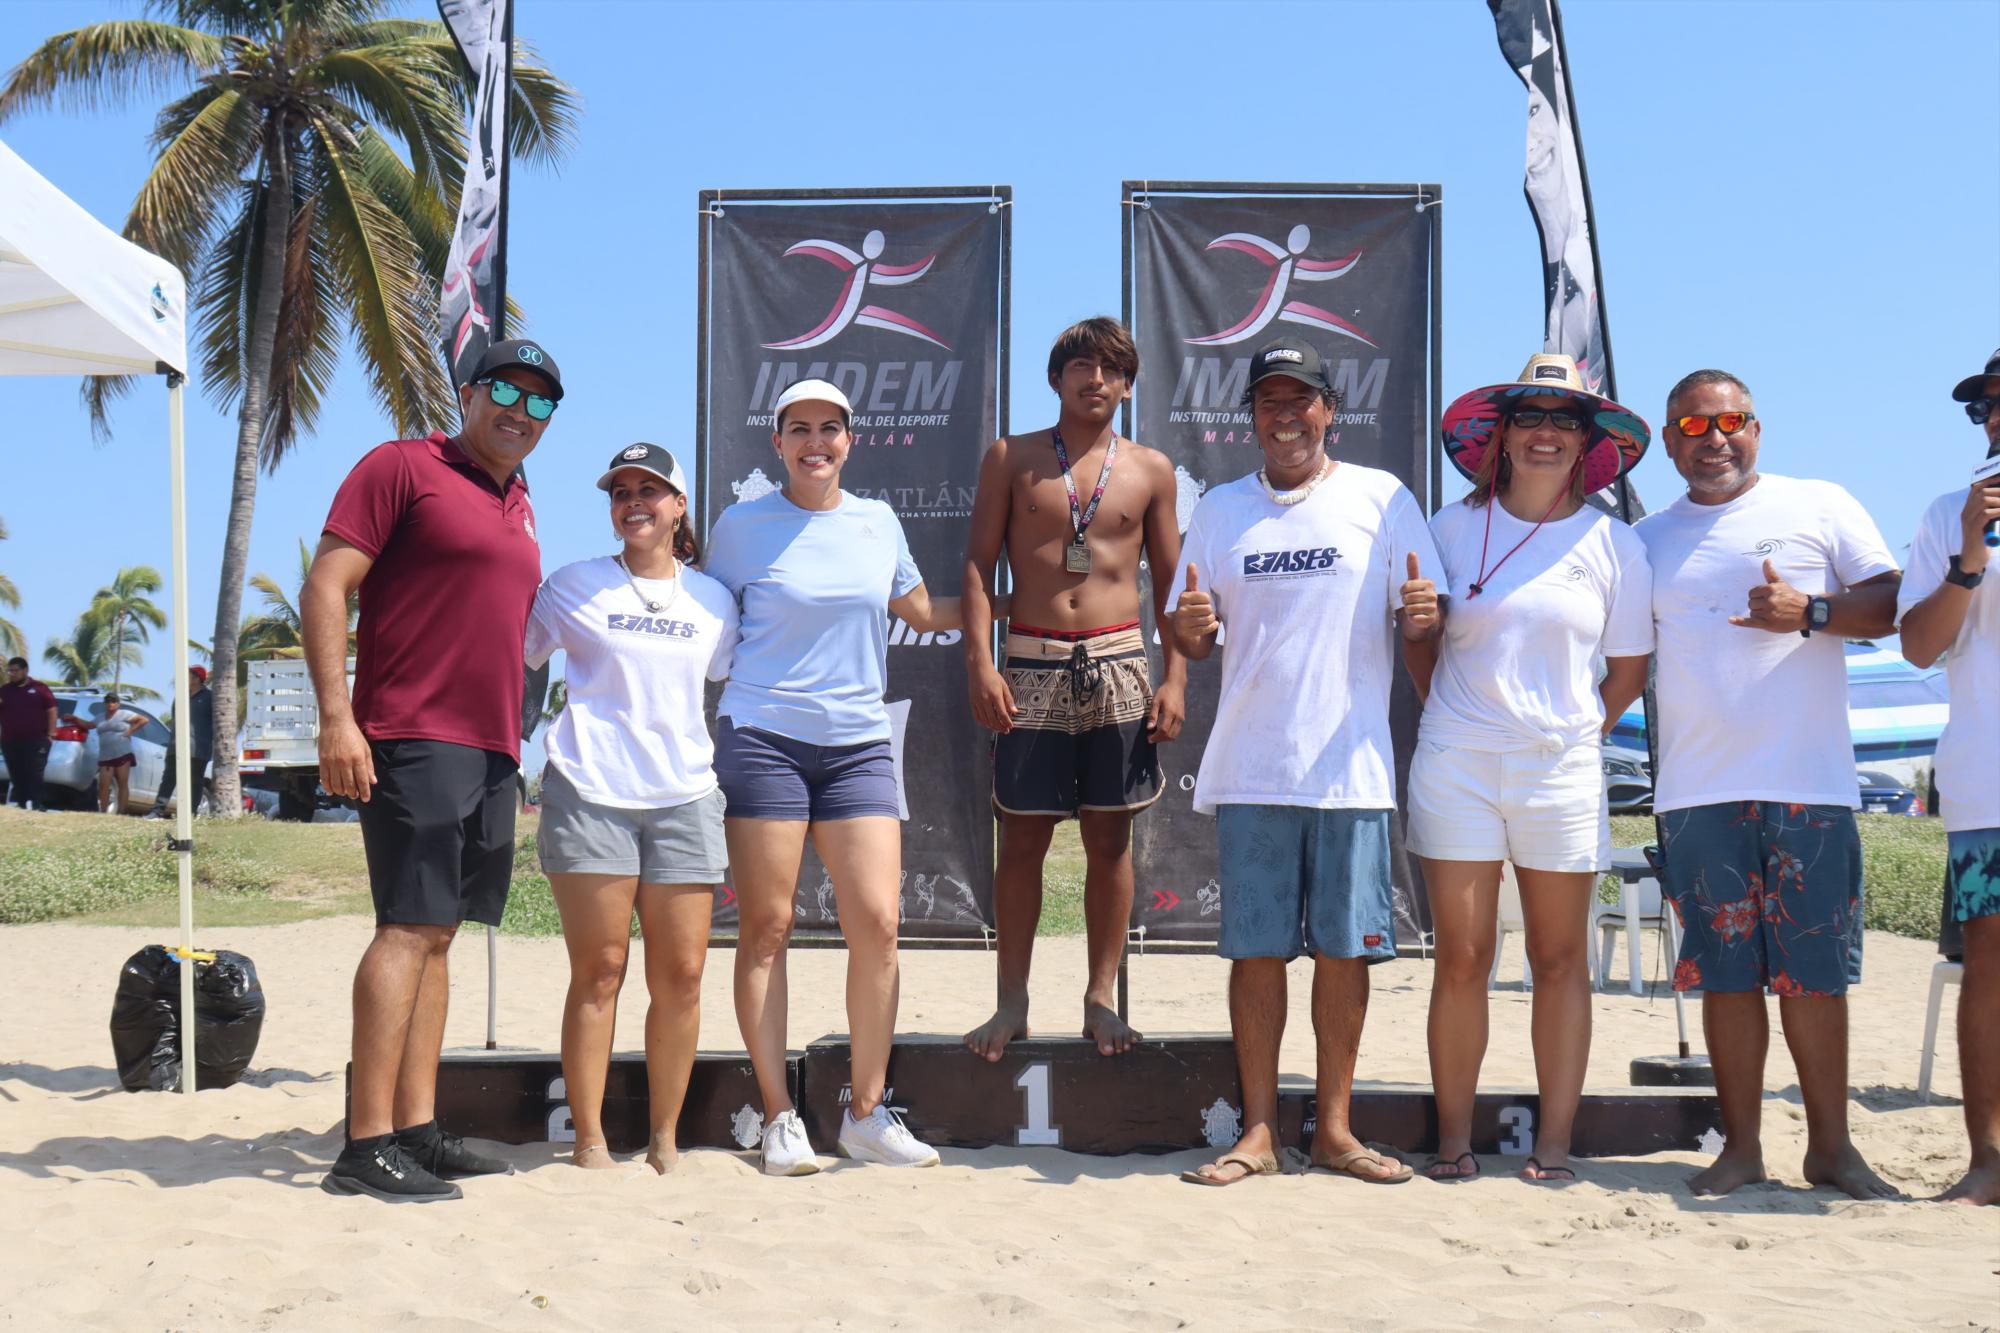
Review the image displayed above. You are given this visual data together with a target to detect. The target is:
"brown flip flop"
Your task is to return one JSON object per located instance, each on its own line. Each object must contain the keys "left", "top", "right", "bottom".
{"left": 1181, "top": 1150, "right": 1280, "bottom": 1187}
{"left": 1314, "top": 1146, "right": 1414, "bottom": 1185}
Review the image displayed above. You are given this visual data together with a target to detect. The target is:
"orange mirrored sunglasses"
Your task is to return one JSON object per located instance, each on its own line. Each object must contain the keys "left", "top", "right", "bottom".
{"left": 1673, "top": 411, "right": 1755, "bottom": 436}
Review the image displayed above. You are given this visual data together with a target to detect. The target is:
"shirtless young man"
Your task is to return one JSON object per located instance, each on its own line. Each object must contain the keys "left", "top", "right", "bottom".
{"left": 961, "top": 316, "right": 1188, "bottom": 1060}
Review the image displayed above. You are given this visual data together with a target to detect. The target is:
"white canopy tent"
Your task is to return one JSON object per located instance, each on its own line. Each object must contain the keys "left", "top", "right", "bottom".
{"left": 1, "top": 135, "right": 203, "bottom": 1092}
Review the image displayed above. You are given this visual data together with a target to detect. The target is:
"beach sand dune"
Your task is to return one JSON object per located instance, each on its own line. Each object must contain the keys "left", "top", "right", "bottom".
{"left": 1, "top": 919, "right": 1993, "bottom": 1330}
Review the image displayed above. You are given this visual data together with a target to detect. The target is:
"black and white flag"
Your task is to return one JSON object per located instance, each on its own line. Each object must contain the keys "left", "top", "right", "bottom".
{"left": 438, "top": 0, "right": 511, "bottom": 387}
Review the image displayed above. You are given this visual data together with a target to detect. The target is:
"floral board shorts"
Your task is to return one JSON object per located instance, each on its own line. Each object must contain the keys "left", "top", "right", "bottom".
{"left": 1947, "top": 828, "right": 2000, "bottom": 923}
{"left": 1661, "top": 801, "right": 1863, "bottom": 997}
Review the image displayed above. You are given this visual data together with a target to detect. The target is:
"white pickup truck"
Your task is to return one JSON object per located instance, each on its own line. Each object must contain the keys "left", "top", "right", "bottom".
{"left": 237, "top": 658, "right": 352, "bottom": 821}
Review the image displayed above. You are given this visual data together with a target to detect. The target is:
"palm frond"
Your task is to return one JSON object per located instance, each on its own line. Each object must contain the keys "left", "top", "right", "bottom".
{"left": 0, "top": 617, "right": 25, "bottom": 661}
{"left": 305, "top": 39, "right": 465, "bottom": 201}
{"left": 260, "top": 156, "right": 344, "bottom": 459}
{"left": 504, "top": 41, "right": 579, "bottom": 167}
{"left": 128, "top": 85, "right": 265, "bottom": 272}
{"left": 0, "top": 20, "right": 225, "bottom": 122}
{"left": 0, "top": 574, "right": 17, "bottom": 610}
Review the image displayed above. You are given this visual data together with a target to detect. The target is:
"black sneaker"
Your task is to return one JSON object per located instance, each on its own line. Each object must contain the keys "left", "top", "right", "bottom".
{"left": 320, "top": 1138, "right": 462, "bottom": 1202}
{"left": 397, "top": 1121, "right": 516, "bottom": 1179}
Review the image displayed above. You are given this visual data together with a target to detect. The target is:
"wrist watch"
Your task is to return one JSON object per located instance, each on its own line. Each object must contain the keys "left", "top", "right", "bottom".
{"left": 1945, "top": 555, "right": 1986, "bottom": 589}
{"left": 1800, "top": 595, "right": 1831, "bottom": 638}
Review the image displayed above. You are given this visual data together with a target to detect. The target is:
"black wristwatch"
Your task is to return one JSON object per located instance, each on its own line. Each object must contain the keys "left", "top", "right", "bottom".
{"left": 1945, "top": 555, "right": 1986, "bottom": 589}
{"left": 1800, "top": 595, "right": 1832, "bottom": 638}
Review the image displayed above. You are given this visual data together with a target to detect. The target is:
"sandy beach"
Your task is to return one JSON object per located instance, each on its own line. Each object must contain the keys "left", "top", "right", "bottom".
{"left": 1, "top": 916, "right": 1993, "bottom": 1331}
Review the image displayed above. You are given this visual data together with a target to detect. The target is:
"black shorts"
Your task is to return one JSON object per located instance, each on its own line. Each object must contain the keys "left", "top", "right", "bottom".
{"left": 358, "top": 739, "right": 517, "bottom": 928}
{"left": 991, "top": 625, "right": 1163, "bottom": 818}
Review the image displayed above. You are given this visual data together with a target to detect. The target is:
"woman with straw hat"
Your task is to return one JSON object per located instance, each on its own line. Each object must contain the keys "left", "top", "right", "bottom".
{"left": 1409, "top": 354, "right": 1653, "bottom": 1183}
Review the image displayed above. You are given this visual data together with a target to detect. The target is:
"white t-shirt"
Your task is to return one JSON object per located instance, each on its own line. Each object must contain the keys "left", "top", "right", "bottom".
{"left": 1166, "top": 463, "right": 1441, "bottom": 814}
{"left": 1897, "top": 486, "right": 1998, "bottom": 832}
{"left": 524, "top": 556, "right": 740, "bottom": 809}
{"left": 1421, "top": 501, "right": 1653, "bottom": 752}
{"left": 1636, "top": 474, "right": 1898, "bottom": 812}
{"left": 96, "top": 707, "right": 141, "bottom": 761}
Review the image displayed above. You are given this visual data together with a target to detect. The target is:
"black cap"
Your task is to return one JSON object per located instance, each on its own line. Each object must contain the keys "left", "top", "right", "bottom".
{"left": 463, "top": 338, "right": 563, "bottom": 400}
{"left": 1951, "top": 347, "right": 2000, "bottom": 403}
{"left": 1240, "top": 336, "right": 1337, "bottom": 407}
{"left": 596, "top": 442, "right": 687, "bottom": 493}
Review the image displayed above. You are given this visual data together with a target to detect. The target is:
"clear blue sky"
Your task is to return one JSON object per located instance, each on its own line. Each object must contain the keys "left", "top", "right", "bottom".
{"left": 3, "top": 0, "right": 1996, "bottom": 720}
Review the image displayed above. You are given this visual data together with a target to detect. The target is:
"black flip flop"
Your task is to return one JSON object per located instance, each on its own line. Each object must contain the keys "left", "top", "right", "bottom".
{"left": 1422, "top": 1151, "right": 1480, "bottom": 1181}
{"left": 1522, "top": 1157, "right": 1578, "bottom": 1183}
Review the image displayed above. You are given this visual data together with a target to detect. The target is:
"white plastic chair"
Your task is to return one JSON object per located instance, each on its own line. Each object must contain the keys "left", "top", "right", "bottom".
{"left": 1918, "top": 961, "right": 1965, "bottom": 1101}
{"left": 1592, "top": 874, "right": 1672, "bottom": 994}
{"left": 1490, "top": 862, "right": 1599, "bottom": 990}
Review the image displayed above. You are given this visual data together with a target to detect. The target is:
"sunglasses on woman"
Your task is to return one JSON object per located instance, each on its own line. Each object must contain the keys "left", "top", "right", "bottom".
{"left": 1967, "top": 397, "right": 1995, "bottom": 426}
{"left": 476, "top": 377, "right": 558, "bottom": 421}
{"left": 1509, "top": 407, "right": 1586, "bottom": 432}
{"left": 1673, "top": 411, "right": 1755, "bottom": 436}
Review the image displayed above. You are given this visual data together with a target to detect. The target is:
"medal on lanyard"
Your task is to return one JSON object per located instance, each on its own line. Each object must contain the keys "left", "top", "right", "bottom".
{"left": 1052, "top": 426, "right": 1117, "bottom": 575}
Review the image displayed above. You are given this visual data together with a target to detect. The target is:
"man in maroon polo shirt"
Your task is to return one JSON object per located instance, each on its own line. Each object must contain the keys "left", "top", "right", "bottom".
{"left": 1, "top": 657, "right": 60, "bottom": 810}
{"left": 305, "top": 338, "right": 560, "bottom": 1202}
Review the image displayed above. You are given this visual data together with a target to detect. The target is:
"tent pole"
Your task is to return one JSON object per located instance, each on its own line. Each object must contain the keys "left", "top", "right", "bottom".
{"left": 166, "top": 372, "right": 197, "bottom": 1093}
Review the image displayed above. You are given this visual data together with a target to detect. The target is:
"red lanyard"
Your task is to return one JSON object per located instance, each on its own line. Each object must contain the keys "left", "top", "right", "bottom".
{"left": 1465, "top": 461, "right": 1580, "bottom": 599}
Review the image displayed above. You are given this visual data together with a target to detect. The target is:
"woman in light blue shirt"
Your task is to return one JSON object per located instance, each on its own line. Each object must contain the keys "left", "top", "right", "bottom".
{"left": 706, "top": 377, "right": 988, "bottom": 1176}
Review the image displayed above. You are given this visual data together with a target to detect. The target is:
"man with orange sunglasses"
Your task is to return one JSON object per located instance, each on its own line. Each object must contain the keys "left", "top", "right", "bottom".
{"left": 1635, "top": 368, "right": 1903, "bottom": 1201}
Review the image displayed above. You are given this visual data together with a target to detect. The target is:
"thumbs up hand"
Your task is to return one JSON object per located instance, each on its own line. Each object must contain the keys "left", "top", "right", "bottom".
{"left": 1729, "top": 556, "right": 1811, "bottom": 633}
{"left": 1399, "top": 551, "right": 1441, "bottom": 642}
{"left": 1173, "top": 562, "right": 1219, "bottom": 643}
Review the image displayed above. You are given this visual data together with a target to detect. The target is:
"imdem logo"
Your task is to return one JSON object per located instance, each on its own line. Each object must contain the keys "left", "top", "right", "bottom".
{"left": 763, "top": 230, "right": 949, "bottom": 351}
{"left": 1186, "top": 224, "right": 1377, "bottom": 349}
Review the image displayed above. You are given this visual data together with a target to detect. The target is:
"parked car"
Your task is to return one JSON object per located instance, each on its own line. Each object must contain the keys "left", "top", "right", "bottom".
{"left": 0, "top": 689, "right": 169, "bottom": 812}
{"left": 1602, "top": 744, "right": 1652, "bottom": 815}
{"left": 1856, "top": 769, "right": 1923, "bottom": 817}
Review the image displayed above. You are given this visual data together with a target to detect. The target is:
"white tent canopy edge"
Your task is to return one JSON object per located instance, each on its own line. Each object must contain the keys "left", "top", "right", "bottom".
{"left": 0, "top": 133, "right": 202, "bottom": 1093}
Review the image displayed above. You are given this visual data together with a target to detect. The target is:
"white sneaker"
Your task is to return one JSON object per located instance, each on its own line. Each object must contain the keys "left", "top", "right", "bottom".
{"left": 759, "top": 1109, "right": 821, "bottom": 1177}
{"left": 838, "top": 1104, "right": 940, "bottom": 1168}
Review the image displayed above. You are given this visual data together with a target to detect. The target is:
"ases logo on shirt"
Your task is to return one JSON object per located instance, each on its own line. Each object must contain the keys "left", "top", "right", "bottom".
{"left": 1242, "top": 546, "right": 1342, "bottom": 579}
{"left": 606, "top": 614, "right": 698, "bottom": 639}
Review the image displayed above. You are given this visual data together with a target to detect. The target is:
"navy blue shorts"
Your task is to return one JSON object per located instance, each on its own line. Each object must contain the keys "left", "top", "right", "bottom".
{"left": 1661, "top": 801, "right": 1863, "bottom": 996}
{"left": 1215, "top": 805, "right": 1396, "bottom": 962}
{"left": 714, "top": 717, "right": 900, "bottom": 822}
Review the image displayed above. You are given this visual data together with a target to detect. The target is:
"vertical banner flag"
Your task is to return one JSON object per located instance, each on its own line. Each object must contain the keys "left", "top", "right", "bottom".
{"left": 438, "top": 0, "right": 510, "bottom": 387}
{"left": 1489, "top": 0, "right": 1637, "bottom": 521}
{"left": 698, "top": 190, "right": 1009, "bottom": 937}
{"left": 1124, "top": 186, "right": 1441, "bottom": 946}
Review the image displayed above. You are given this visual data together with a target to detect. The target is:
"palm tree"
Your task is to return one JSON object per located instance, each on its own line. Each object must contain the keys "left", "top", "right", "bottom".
{"left": 241, "top": 537, "right": 355, "bottom": 662}
{"left": 0, "top": 2, "right": 577, "bottom": 815}
{"left": 44, "top": 613, "right": 159, "bottom": 700}
{"left": 0, "top": 516, "right": 23, "bottom": 659}
{"left": 84, "top": 565, "right": 167, "bottom": 697}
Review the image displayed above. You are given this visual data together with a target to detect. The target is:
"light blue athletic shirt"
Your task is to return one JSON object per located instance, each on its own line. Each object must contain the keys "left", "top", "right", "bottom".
{"left": 705, "top": 489, "right": 922, "bottom": 746}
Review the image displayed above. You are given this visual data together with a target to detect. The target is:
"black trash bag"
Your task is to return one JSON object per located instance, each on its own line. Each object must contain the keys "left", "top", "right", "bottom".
{"left": 109, "top": 945, "right": 267, "bottom": 1092}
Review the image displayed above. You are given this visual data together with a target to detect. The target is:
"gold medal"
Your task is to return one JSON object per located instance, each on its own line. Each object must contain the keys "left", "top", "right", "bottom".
{"left": 1065, "top": 540, "right": 1093, "bottom": 574}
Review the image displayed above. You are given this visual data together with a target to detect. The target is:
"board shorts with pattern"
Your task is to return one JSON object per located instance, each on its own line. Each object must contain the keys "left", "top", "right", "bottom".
{"left": 991, "top": 623, "right": 1162, "bottom": 818}
{"left": 1661, "top": 801, "right": 1863, "bottom": 997}
{"left": 1947, "top": 827, "right": 2000, "bottom": 923}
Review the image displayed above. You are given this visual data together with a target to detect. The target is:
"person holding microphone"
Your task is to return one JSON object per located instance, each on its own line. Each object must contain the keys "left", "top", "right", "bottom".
{"left": 526, "top": 443, "right": 738, "bottom": 1174}
{"left": 1410, "top": 354, "right": 1654, "bottom": 1182}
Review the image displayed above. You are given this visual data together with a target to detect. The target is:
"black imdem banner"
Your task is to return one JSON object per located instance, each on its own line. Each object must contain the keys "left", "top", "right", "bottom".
{"left": 1122, "top": 184, "right": 1443, "bottom": 948}
{"left": 697, "top": 189, "right": 1009, "bottom": 937}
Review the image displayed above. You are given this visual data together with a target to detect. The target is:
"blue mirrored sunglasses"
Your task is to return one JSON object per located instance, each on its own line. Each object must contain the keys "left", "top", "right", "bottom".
{"left": 476, "top": 377, "right": 557, "bottom": 421}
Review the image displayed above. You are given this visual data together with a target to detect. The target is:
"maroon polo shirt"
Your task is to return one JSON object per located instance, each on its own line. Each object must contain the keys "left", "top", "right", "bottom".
{"left": 323, "top": 431, "right": 540, "bottom": 762}
{"left": 0, "top": 676, "right": 58, "bottom": 740}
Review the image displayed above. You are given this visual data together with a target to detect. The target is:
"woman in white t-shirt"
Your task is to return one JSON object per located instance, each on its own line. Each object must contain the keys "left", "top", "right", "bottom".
{"left": 1409, "top": 355, "right": 1654, "bottom": 1183}
{"left": 524, "top": 442, "right": 739, "bottom": 1174}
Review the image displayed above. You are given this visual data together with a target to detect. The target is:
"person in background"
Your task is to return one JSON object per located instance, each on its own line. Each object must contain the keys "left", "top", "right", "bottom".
{"left": 1897, "top": 347, "right": 2000, "bottom": 1206}
{"left": 1411, "top": 354, "right": 1653, "bottom": 1183}
{"left": 69, "top": 691, "right": 145, "bottom": 814}
{"left": 0, "top": 656, "right": 57, "bottom": 810}
{"left": 150, "top": 665, "right": 214, "bottom": 818}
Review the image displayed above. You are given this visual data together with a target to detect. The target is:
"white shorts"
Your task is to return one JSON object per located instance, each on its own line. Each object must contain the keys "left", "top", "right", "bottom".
{"left": 1405, "top": 737, "right": 1610, "bottom": 874}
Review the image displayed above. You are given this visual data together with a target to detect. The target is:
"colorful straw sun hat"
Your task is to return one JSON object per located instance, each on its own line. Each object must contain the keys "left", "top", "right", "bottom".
{"left": 1440, "top": 354, "right": 1651, "bottom": 495}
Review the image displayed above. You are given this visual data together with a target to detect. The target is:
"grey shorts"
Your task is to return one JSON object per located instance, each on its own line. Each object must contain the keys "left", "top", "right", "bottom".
{"left": 536, "top": 766, "right": 728, "bottom": 885}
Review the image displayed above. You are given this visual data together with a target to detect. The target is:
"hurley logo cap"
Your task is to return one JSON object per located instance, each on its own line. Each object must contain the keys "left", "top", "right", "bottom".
{"left": 771, "top": 377, "right": 853, "bottom": 429}
{"left": 596, "top": 441, "right": 687, "bottom": 494}
{"left": 1240, "top": 336, "right": 1338, "bottom": 407}
{"left": 1951, "top": 347, "right": 2000, "bottom": 403}
{"left": 463, "top": 338, "right": 564, "bottom": 400}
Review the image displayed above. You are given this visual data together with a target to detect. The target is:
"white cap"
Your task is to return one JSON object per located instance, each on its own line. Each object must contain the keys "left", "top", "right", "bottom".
{"left": 771, "top": 377, "right": 853, "bottom": 428}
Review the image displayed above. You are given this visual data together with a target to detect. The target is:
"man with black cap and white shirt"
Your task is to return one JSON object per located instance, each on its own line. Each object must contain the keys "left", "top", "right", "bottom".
{"left": 1899, "top": 347, "right": 2000, "bottom": 1206}
{"left": 1167, "top": 336, "right": 1441, "bottom": 1187}
{"left": 306, "top": 337, "right": 561, "bottom": 1201}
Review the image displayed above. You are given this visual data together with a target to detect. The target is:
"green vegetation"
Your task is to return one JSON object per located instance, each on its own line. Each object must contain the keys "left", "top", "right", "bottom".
{"left": 0, "top": 808, "right": 1948, "bottom": 942}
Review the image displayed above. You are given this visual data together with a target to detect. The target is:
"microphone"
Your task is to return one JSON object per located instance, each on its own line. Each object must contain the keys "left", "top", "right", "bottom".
{"left": 1975, "top": 455, "right": 2000, "bottom": 549}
